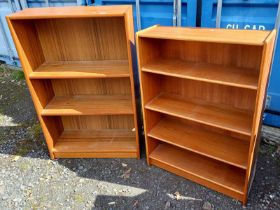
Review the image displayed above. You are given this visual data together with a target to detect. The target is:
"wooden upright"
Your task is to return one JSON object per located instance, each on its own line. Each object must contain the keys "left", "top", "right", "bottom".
{"left": 7, "top": 6, "right": 139, "bottom": 159}
{"left": 137, "top": 26, "right": 276, "bottom": 204}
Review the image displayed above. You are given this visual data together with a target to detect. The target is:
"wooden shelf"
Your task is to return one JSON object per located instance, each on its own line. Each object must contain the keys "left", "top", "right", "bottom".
{"left": 146, "top": 94, "right": 253, "bottom": 136}
{"left": 148, "top": 118, "right": 249, "bottom": 169}
{"left": 30, "top": 60, "right": 130, "bottom": 79}
{"left": 149, "top": 143, "right": 245, "bottom": 201}
{"left": 137, "top": 26, "right": 271, "bottom": 46}
{"left": 142, "top": 58, "right": 258, "bottom": 90}
{"left": 41, "top": 95, "right": 133, "bottom": 116}
{"left": 53, "top": 129, "right": 137, "bottom": 158}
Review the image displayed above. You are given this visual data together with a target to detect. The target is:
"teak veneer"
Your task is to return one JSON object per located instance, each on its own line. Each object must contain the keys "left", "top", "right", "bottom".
{"left": 7, "top": 6, "right": 139, "bottom": 159}
{"left": 30, "top": 60, "right": 130, "bottom": 79}
{"left": 137, "top": 26, "right": 276, "bottom": 205}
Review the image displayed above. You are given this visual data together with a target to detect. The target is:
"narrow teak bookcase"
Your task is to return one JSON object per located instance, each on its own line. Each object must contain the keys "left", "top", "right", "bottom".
{"left": 137, "top": 26, "right": 276, "bottom": 204}
{"left": 7, "top": 6, "right": 139, "bottom": 159}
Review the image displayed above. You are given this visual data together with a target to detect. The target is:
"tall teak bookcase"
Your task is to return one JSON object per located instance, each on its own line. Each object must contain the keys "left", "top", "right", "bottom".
{"left": 137, "top": 26, "right": 275, "bottom": 204}
{"left": 7, "top": 6, "right": 139, "bottom": 159}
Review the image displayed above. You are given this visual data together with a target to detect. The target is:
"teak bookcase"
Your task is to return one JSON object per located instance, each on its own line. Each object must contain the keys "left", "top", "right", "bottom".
{"left": 7, "top": 6, "right": 139, "bottom": 159}
{"left": 137, "top": 26, "right": 276, "bottom": 204}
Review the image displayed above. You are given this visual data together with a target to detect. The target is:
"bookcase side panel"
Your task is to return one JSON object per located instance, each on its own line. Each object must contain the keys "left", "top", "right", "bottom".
{"left": 124, "top": 9, "right": 140, "bottom": 158}
{"left": 8, "top": 19, "right": 45, "bottom": 74}
{"left": 244, "top": 30, "right": 276, "bottom": 204}
{"left": 7, "top": 18, "right": 56, "bottom": 158}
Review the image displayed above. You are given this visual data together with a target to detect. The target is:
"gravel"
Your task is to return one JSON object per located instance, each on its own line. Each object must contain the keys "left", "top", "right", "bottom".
{"left": 0, "top": 64, "right": 280, "bottom": 209}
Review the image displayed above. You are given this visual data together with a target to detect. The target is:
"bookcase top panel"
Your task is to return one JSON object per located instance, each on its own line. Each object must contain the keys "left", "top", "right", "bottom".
{"left": 137, "top": 26, "right": 273, "bottom": 46}
{"left": 7, "top": 6, "right": 131, "bottom": 19}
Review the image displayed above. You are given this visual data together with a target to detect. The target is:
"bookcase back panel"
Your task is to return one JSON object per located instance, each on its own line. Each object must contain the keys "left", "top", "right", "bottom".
{"left": 141, "top": 71, "right": 256, "bottom": 113}
{"left": 35, "top": 17, "right": 128, "bottom": 62}
{"left": 175, "top": 115, "right": 251, "bottom": 141}
{"left": 11, "top": 17, "right": 128, "bottom": 72}
{"left": 139, "top": 38, "right": 263, "bottom": 74}
{"left": 51, "top": 78, "right": 132, "bottom": 96}
{"left": 147, "top": 111, "right": 250, "bottom": 141}
{"left": 162, "top": 40, "right": 262, "bottom": 71}
{"left": 61, "top": 115, "right": 135, "bottom": 130}
{"left": 31, "top": 78, "right": 132, "bottom": 108}
{"left": 161, "top": 76, "right": 256, "bottom": 113}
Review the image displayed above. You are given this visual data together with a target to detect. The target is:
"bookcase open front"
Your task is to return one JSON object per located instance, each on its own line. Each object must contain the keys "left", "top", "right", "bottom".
{"left": 137, "top": 26, "right": 276, "bottom": 204}
{"left": 7, "top": 6, "right": 139, "bottom": 159}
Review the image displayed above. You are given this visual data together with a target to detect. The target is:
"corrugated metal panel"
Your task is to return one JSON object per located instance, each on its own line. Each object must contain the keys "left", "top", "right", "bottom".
{"left": 26, "top": 0, "right": 79, "bottom": 8}
{"left": 93, "top": 0, "right": 197, "bottom": 31}
{"left": 0, "top": 0, "right": 20, "bottom": 66}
